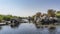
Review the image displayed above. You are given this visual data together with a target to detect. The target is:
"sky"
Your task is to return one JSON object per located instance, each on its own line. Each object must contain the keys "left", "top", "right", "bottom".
{"left": 0, "top": 0, "right": 60, "bottom": 17}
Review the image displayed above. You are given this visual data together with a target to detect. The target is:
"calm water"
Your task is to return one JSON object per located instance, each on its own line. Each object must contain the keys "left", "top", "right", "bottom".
{"left": 0, "top": 23, "right": 60, "bottom": 34}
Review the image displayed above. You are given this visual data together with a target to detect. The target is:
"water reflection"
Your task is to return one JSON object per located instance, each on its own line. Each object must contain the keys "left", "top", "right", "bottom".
{"left": 34, "top": 22, "right": 57, "bottom": 34}
{"left": 0, "top": 22, "right": 60, "bottom": 34}
{"left": 48, "top": 27, "right": 56, "bottom": 34}
{"left": 0, "top": 26, "right": 2, "bottom": 30}
{"left": 34, "top": 24, "right": 40, "bottom": 29}
{"left": 10, "top": 23, "right": 20, "bottom": 28}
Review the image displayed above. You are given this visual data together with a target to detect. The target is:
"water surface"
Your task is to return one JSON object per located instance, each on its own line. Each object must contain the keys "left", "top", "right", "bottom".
{"left": 0, "top": 23, "right": 60, "bottom": 34}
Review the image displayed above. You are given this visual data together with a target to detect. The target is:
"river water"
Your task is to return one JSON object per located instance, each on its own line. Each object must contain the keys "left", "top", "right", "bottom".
{"left": 0, "top": 23, "right": 60, "bottom": 34}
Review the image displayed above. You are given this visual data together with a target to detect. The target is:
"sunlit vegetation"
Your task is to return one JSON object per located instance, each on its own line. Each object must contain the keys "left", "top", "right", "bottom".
{"left": 0, "top": 14, "right": 20, "bottom": 22}
{"left": 56, "top": 11, "right": 60, "bottom": 18}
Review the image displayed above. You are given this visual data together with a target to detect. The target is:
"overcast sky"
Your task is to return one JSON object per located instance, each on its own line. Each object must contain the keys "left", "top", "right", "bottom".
{"left": 0, "top": 0, "right": 60, "bottom": 17}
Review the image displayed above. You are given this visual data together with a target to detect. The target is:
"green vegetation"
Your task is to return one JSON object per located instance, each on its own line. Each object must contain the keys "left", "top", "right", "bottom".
{"left": 56, "top": 11, "right": 60, "bottom": 18}
{"left": 0, "top": 9, "right": 59, "bottom": 22}
{"left": 0, "top": 14, "right": 20, "bottom": 22}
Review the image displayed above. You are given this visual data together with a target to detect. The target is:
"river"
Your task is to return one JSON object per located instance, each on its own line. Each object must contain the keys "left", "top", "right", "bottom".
{"left": 0, "top": 23, "right": 60, "bottom": 34}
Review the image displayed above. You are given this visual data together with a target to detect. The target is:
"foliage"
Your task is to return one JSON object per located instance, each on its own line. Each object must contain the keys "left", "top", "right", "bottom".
{"left": 0, "top": 14, "right": 20, "bottom": 22}
{"left": 47, "top": 9, "right": 56, "bottom": 17}
{"left": 0, "top": 15, "right": 4, "bottom": 22}
{"left": 56, "top": 11, "right": 60, "bottom": 18}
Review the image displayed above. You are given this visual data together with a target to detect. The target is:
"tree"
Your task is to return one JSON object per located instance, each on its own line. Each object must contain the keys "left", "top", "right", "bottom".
{"left": 0, "top": 16, "right": 3, "bottom": 22}
{"left": 47, "top": 9, "right": 56, "bottom": 17}
{"left": 56, "top": 11, "right": 60, "bottom": 18}
{"left": 36, "top": 12, "right": 41, "bottom": 17}
{"left": 3, "top": 15, "right": 13, "bottom": 21}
